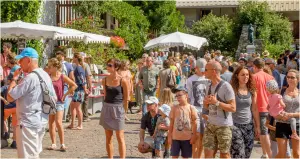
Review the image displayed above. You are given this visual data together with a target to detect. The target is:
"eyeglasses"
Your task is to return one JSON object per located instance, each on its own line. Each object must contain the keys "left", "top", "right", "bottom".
{"left": 286, "top": 76, "right": 296, "bottom": 80}
{"left": 265, "top": 63, "right": 272, "bottom": 65}
{"left": 175, "top": 94, "right": 185, "bottom": 98}
{"left": 106, "top": 63, "right": 113, "bottom": 67}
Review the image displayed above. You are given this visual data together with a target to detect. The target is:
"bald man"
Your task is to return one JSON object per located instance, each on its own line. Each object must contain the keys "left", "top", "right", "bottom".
{"left": 202, "top": 61, "right": 236, "bottom": 158}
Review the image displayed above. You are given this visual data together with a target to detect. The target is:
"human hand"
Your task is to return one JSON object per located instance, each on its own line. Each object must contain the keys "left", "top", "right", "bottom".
{"left": 62, "top": 94, "right": 66, "bottom": 102}
{"left": 208, "top": 94, "right": 218, "bottom": 105}
{"left": 255, "top": 127, "right": 261, "bottom": 138}
{"left": 85, "top": 89, "right": 90, "bottom": 95}
{"left": 190, "top": 134, "right": 197, "bottom": 144}
{"left": 203, "top": 96, "right": 211, "bottom": 106}
{"left": 13, "top": 68, "right": 22, "bottom": 80}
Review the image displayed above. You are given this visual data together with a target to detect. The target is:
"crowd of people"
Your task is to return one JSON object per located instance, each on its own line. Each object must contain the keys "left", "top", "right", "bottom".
{"left": 0, "top": 41, "right": 299, "bottom": 159}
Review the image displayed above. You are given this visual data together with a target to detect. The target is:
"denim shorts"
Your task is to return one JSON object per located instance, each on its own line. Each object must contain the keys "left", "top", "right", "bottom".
{"left": 50, "top": 103, "right": 64, "bottom": 115}
{"left": 154, "top": 136, "right": 166, "bottom": 150}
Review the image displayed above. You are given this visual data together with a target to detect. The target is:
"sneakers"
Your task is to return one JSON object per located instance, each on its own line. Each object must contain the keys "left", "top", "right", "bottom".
{"left": 60, "top": 144, "right": 67, "bottom": 152}
{"left": 10, "top": 141, "right": 17, "bottom": 149}
{"left": 261, "top": 154, "right": 268, "bottom": 159}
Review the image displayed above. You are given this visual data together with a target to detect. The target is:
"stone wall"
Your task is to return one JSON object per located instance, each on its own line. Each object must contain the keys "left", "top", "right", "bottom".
{"left": 236, "top": 24, "right": 264, "bottom": 59}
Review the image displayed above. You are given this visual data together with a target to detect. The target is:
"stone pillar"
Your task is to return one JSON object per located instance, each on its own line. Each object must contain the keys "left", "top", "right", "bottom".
{"left": 106, "top": 13, "right": 111, "bottom": 30}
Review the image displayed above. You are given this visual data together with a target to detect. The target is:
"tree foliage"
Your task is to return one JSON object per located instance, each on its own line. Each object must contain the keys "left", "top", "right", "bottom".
{"left": 235, "top": 1, "right": 293, "bottom": 57}
{"left": 127, "top": 1, "right": 186, "bottom": 35}
{"left": 0, "top": 0, "right": 43, "bottom": 63}
{"left": 191, "top": 13, "right": 235, "bottom": 52}
{"left": 74, "top": 1, "right": 149, "bottom": 58}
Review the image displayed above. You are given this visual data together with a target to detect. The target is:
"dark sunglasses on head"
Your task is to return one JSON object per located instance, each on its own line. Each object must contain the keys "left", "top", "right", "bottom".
{"left": 265, "top": 63, "right": 272, "bottom": 65}
{"left": 106, "top": 63, "right": 113, "bottom": 67}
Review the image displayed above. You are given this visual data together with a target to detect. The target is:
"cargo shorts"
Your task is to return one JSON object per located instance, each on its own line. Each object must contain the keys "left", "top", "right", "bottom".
{"left": 203, "top": 123, "right": 232, "bottom": 153}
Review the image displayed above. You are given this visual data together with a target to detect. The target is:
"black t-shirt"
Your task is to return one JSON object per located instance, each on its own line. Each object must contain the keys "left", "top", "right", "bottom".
{"left": 140, "top": 112, "right": 160, "bottom": 136}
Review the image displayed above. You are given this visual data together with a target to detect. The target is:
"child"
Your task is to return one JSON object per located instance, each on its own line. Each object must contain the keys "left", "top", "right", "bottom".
{"left": 1, "top": 74, "right": 17, "bottom": 148}
{"left": 266, "top": 80, "right": 299, "bottom": 140}
{"left": 168, "top": 86, "right": 198, "bottom": 158}
{"left": 153, "top": 104, "right": 171, "bottom": 158}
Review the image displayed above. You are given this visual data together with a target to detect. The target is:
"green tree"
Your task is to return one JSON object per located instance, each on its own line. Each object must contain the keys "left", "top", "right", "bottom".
{"left": 74, "top": 1, "right": 150, "bottom": 58}
{"left": 127, "top": 1, "right": 186, "bottom": 35}
{"left": 1, "top": 0, "right": 43, "bottom": 62}
{"left": 235, "top": 1, "right": 293, "bottom": 57}
{"left": 191, "top": 13, "right": 235, "bottom": 52}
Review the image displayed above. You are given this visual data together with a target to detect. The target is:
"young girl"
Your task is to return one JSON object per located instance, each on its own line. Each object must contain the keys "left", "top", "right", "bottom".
{"left": 266, "top": 80, "right": 299, "bottom": 140}
{"left": 159, "top": 88, "right": 173, "bottom": 107}
{"left": 47, "top": 58, "right": 77, "bottom": 151}
{"left": 68, "top": 53, "right": 88, "bottom": 130}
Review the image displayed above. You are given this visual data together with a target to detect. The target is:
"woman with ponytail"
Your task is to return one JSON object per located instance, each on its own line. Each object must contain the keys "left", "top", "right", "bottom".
{"left": 67, "top": 53, "right": 88, "bottom": 130}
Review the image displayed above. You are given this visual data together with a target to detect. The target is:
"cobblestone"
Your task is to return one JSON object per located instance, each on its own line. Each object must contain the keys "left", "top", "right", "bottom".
{"left": 1, "top": 110, "right": 262, "bottom": 158}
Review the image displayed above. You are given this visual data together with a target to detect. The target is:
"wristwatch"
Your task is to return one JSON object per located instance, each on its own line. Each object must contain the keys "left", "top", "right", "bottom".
{"left": 215, "top": 101, "right": 220, "bottom": 107}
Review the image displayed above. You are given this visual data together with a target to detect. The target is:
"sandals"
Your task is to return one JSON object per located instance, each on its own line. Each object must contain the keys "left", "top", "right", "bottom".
{"left": 47, "top": 144, "right": 57, "bottom": 150}
{"left": 60, "top": 144, "right": 67, "bottom": 152}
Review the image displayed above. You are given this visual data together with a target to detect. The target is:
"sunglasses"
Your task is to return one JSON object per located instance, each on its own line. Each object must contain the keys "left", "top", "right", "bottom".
{"left": 265, "top": 63, "right": 272, "bottom": 65}
{"left": 286, "top": 76, "right": 296, "bottom": 80}
{"left": 106, "top": 63, "right": 113, "bottom": 67}
{"left": 205, "top": 68, "right": 215, "bottom": 71}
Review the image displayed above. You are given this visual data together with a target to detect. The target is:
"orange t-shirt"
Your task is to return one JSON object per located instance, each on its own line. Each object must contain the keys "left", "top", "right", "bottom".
{"left": 252, "top": 70, "right": 274, "bottom": 112}
{"left": 170, "top": 104, "right": 198, "bottom": 140}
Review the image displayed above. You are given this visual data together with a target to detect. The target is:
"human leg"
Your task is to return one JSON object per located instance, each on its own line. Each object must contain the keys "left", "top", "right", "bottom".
{"left": 270, "top": 140, "right": 278, "bottom": 158}
{"left": 259, "top": 113, "right": 272, "bottom": 157}
{"left": 74, "top": 102, "right": 83, "bottom": 129}
{"left": 55, "top": 110, "right": 65, "bottom": 148}
{"left": 48, "top": 114, "right": 56, "bottom": 146}
{"left": 276, "top": 138, "right": 288, "bottom": 158}
{"left": 170, "top": 140, "right": 180, "bottom": 158}
{"left": 116, "top": 130, "right": 126, "bottom": 158}
{"left": 230, "top": 125, "right": 245, "bottom": 158}
{"left": 243, "top": 123, "right": 255, "bottom": 158}
{"left": 291, "top": 138, "right": 300, "bottom": 158}
{"left": 203, "top": 124, "right": 217, "bottom": 158}
{"left": 216, "top": 126, "right": 232, "bottom": 159}
{"left": 105, "top": 129, "right": 114, "bottom": 158}
{"left": 82, "top": 93, "right": 90, "bottom": 121}
{"left": 68, "top": 102, "right": 76, "bottom": 128}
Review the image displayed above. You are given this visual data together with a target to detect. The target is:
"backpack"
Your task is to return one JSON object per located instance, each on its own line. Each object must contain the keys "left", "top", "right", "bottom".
{"left": 208, "top": 80, "right": 227, "bottom": 119}
{"left": 32, "top": 71, "right": 57, "bottom": 114}
{"left": 166, "top": 69, "right": 176, "bottom": 89}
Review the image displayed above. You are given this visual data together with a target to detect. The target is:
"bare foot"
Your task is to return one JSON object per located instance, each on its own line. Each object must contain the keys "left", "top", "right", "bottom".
{"left": 66, "top": 125, "right": 74, "bottom": 129}
{"left": 72, "top": 126, "right": 83, "bottom": 130}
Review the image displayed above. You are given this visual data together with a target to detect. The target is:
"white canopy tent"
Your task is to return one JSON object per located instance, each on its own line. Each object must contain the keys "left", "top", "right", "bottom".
{"left": 0, "top": 20, "right": 111, "bottom": 44}
{"left": 144, "top": 31, "right": 208, "bottom": 50}
{"left": 83, "top": 33, "right": 111, "bottom": 44}
{"left": 0, "top": 20, "right": 85, "bottom": 41}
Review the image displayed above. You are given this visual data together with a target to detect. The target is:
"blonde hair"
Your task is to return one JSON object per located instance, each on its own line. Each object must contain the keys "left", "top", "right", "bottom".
{"left": 48, "top": 58, "right": 63, "bottom": 72}
{"left": 161, "top": 88, "right": 173, "bottom": 106}
{"left": 73, "top": 52, "right": 85, "bottom": 69}
{"left": 288, "top": 69, "right": 300, "bottom": 81}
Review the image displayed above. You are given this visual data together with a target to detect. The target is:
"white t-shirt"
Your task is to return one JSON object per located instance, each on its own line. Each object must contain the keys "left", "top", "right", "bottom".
{"left": 186, "top": 75, "right": 210, "bottom": 112}
{"left": 9, "top": 68, "right": 56, "bottom": 128}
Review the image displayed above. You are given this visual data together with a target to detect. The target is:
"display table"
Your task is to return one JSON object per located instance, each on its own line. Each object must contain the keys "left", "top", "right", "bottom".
{"left": 87, "top": 94, "right": 104, "bottom": 114}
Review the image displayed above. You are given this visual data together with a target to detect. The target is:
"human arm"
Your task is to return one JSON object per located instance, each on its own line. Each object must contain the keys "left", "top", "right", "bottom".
{"left": 251, "top": 91, "right": 261, "bottom": 137}
{"left": 279, "top": 98, "right": 286, "bottom": 108}
{"left": 62, "top": 74, "right": 78, "bottom": 101}
{"left": 0, "top": 96, "right": 9, "bottom": 105}
{"left": 68, "top": 71, "right": 75, "bottom": 81}
{"left": 168, "top": 108, "right": 175, "bottom": 146}
{"left": 7, "top": 68, "right": 23, "bottom": 102}
{"left": 190, "top": 107, "right": 198, "bottom": 144}
{"left": 265, "top": 118, "right": 276, "bottom": 131}
{"left": 121, "top": 78, "right": 129, "bottom": 108}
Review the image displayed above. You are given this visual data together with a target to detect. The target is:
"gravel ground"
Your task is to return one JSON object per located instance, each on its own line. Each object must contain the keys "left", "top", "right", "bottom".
{"left": 1, "top": 108, "right": 262, "bottom": 158}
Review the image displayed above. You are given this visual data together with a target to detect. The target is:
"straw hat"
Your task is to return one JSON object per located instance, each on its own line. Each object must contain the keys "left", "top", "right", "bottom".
{"left": 262, "top": 50, "right": 270, "bottom": 57}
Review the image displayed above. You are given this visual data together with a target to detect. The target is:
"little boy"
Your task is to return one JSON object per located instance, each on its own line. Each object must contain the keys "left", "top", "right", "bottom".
{"left": 168, "top": 86, "right": 198, "bottom": 158}
{"left": 1, "top": 74, "right": 17, "bottom": 148}
{"left": 153, "top": 104, "right": 171, "bottom": 158}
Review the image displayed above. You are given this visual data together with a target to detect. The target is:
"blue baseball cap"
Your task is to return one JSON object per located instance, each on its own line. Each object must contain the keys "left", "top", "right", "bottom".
{"left": 15, "top": 47, "right": 39, "bottom": 60}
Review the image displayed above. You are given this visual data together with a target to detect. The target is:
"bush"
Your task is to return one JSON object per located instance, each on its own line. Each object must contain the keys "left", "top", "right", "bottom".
{"left": 191, "top": 13, "right": 235, "bottom": 52}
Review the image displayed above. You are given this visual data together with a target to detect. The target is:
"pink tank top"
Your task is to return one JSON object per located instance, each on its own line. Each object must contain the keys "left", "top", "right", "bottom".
{"left": 52, "top": 74, "right": 64, "bottom": 103}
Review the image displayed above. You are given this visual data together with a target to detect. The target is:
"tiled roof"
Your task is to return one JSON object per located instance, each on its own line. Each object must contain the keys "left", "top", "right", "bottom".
{"left": 176, "top": 0, "right": 299, "bottom": 11}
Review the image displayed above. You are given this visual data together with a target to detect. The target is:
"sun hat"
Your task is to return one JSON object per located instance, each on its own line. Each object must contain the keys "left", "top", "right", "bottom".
{"left": 266, "top": 80, "right": 279, "bottom": 93}
{"left": 159, "top": 104, "right": 171, "bottom": 117}
{"left": 145, "top": 96, "right": 159, "bottom": 105}
{"left": 15, "top": 47, "right": 39, "bottom": 60}
{"left": 262, "top": 50, "right": 270, "bottom": 57}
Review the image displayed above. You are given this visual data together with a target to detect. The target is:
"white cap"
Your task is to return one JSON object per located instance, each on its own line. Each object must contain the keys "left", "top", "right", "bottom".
{"left": 145, "top": 96, "right": 159, "bottom": 105}
{"left": 159, "top": 104, "right": 171, "bottom": 116}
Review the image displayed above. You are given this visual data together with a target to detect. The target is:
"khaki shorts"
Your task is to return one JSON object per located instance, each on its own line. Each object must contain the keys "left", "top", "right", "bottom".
{"left": 203, "top": 123, "right": 232, "bottom": 153}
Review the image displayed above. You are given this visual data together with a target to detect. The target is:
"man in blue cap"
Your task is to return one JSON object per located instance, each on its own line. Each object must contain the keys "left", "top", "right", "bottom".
{"left": 6, "top": 47, "right": 56, "bottom": 158}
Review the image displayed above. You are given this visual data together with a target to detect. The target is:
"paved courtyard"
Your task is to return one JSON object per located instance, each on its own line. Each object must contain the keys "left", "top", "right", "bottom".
{"left": 1, "top": 110, "right": 262, "bottom": 158}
